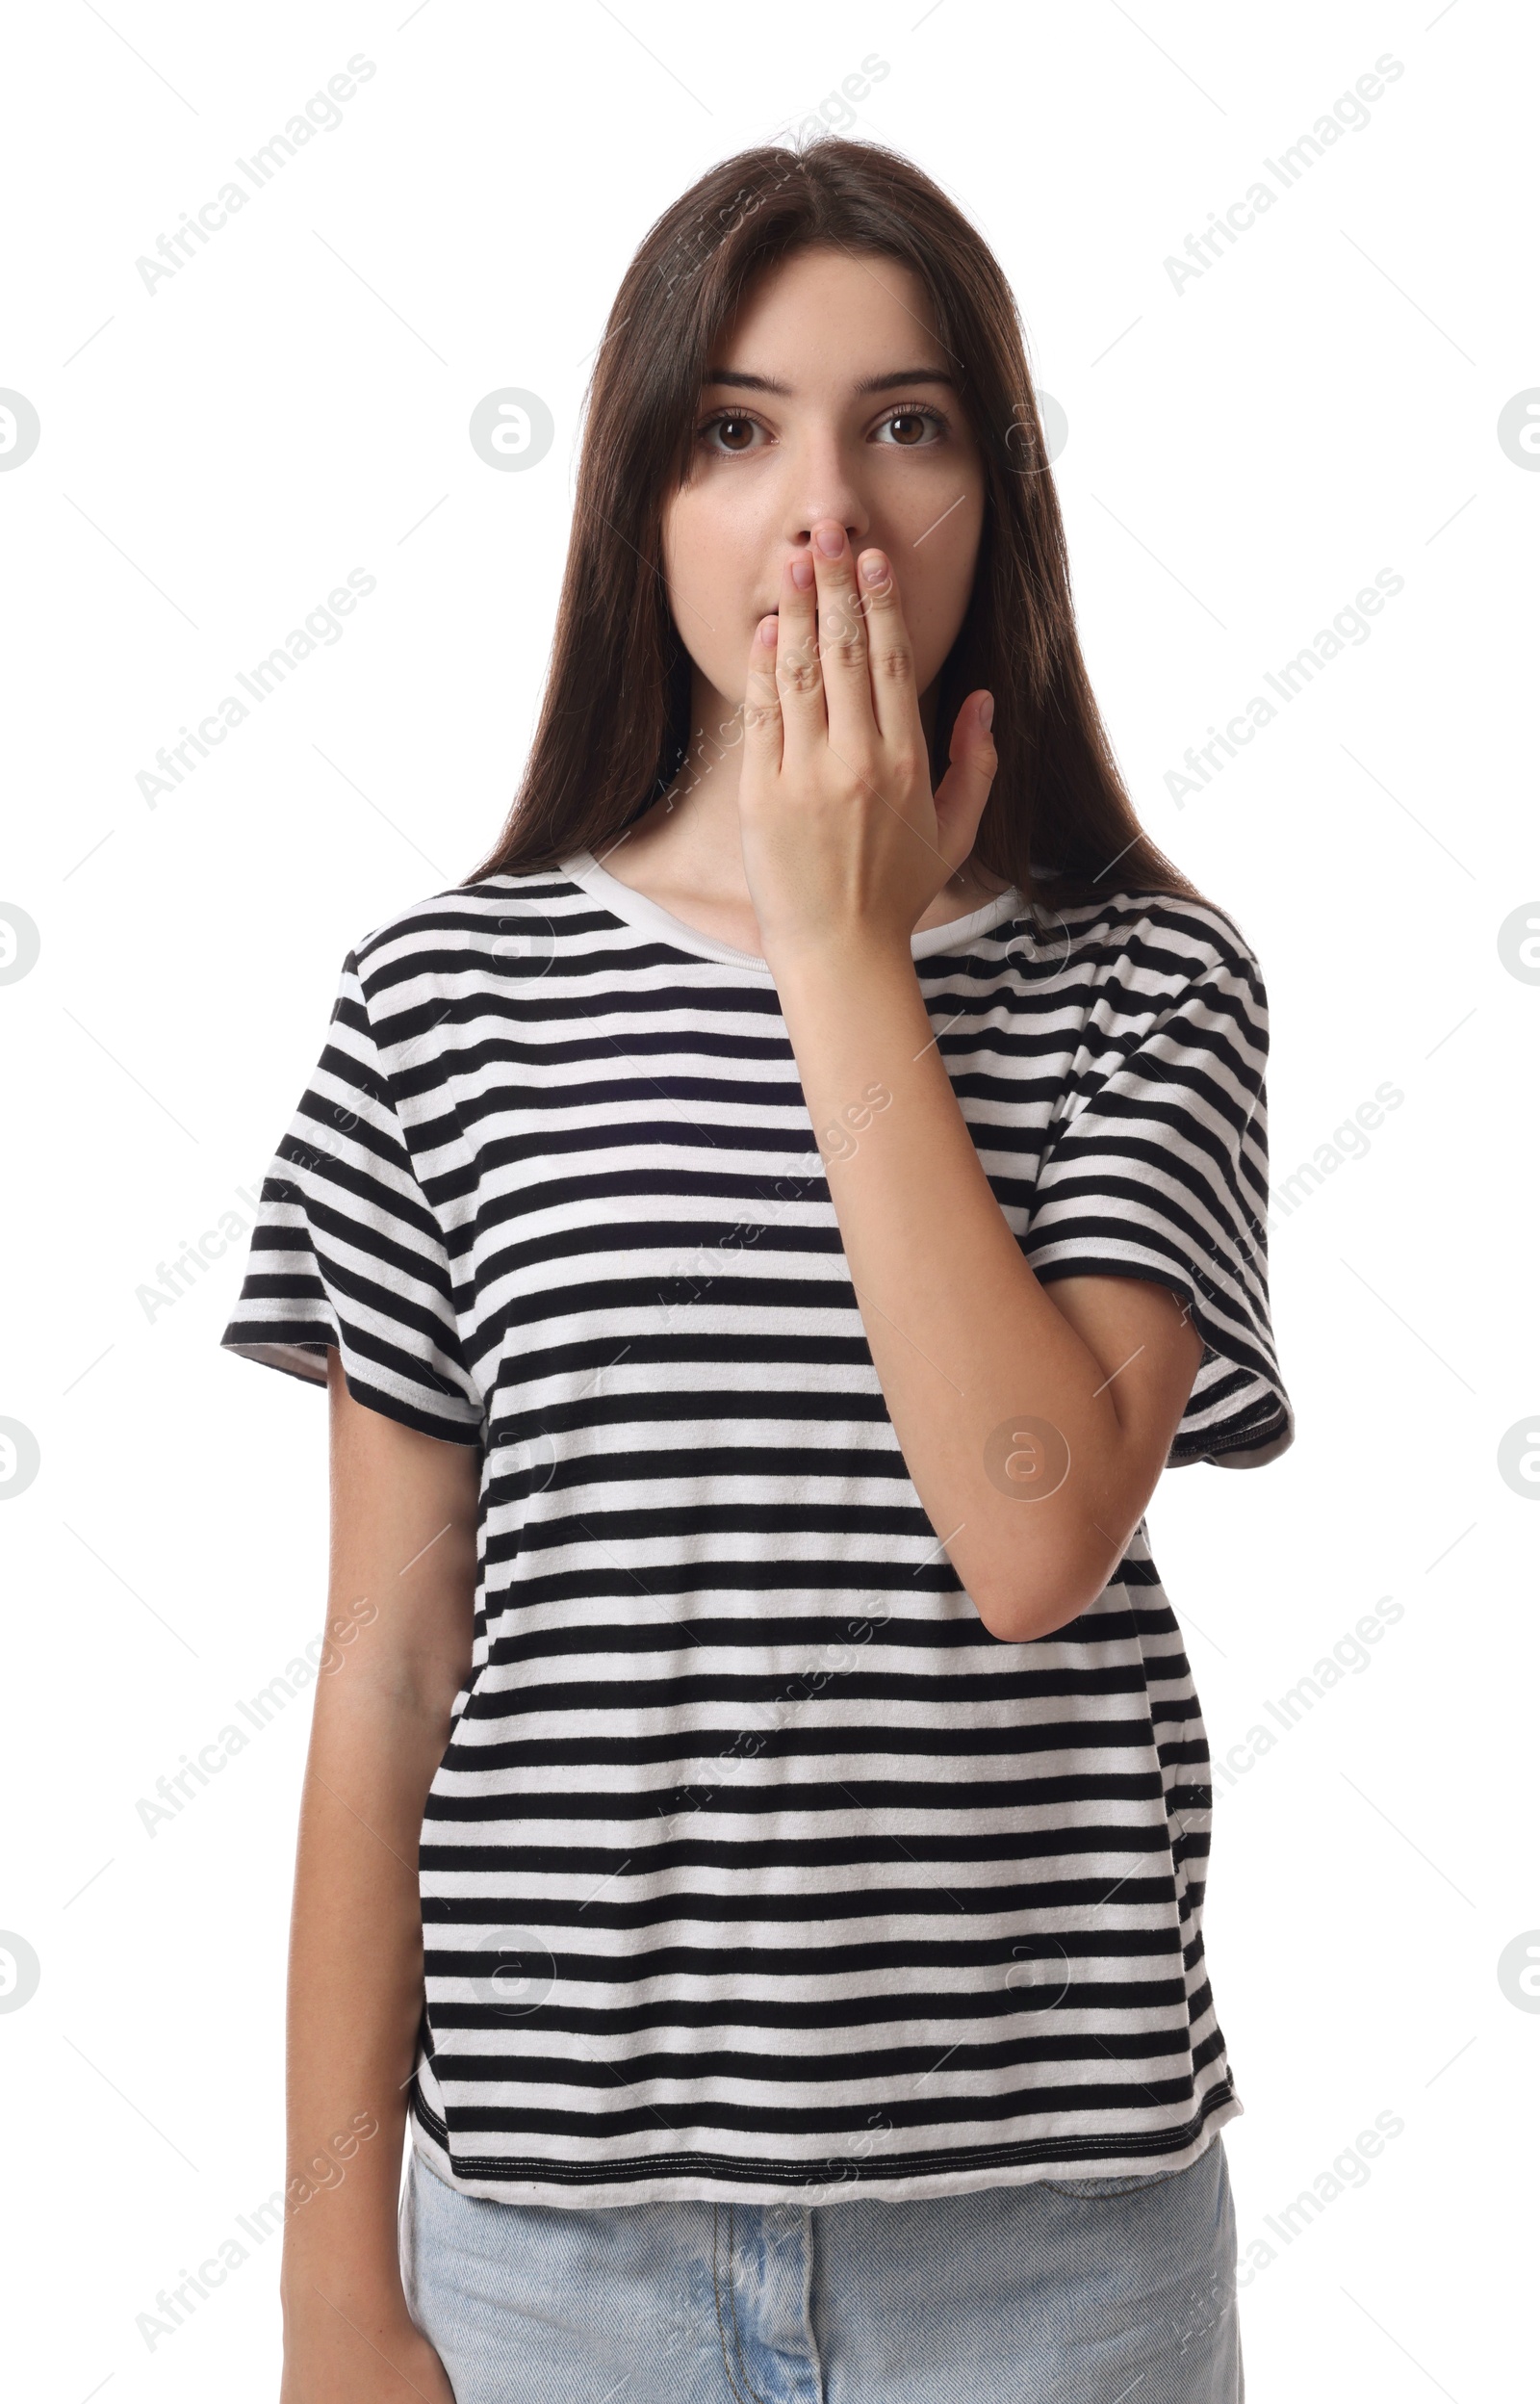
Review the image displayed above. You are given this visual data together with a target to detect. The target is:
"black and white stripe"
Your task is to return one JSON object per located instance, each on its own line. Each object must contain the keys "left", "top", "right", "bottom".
{"left": 221, "top": 853, "right": 1293, "bottom": 2208}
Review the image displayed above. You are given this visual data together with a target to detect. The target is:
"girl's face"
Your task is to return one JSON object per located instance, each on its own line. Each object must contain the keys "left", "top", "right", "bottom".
{"left": 661, "top": 245, "right": 986, "bottom": 727}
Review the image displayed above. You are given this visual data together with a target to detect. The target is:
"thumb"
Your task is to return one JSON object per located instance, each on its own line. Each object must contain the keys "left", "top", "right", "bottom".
{"left": 933, "top": 690, "right": 998, "bottom": 870}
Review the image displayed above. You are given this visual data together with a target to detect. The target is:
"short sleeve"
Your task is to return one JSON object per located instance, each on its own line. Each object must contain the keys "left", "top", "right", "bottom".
{"left": 219, "top": 949, "right": 484, "bottom": 1447}
{"left": 1023, "top": 947, "right": 1294, "bottom": 1469}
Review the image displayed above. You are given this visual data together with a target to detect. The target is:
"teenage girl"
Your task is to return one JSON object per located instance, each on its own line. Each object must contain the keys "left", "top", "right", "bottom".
{"left": 225, "top": 136, "right": 1292, "bottom": 2404}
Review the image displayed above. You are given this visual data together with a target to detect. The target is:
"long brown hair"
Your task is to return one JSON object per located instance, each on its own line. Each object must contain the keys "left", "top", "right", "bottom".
{"left": 467, "top": 135, "right": 1206, "bottom": 918}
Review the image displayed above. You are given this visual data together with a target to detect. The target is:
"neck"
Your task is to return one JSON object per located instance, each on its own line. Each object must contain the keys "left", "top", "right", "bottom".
{"left": 598, "top": 669, "right": 1000, "bottom": 930}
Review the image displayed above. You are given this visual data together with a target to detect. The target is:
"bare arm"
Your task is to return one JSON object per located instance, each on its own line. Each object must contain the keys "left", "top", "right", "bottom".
{"left": 278, "top": 1349, "right": 479, "bottom": 2402}
{"left": 737, "top": 523, "right": 1205, "bottom": 1643}
{"left": 775, "top": 947, "right": 1205, "bottom": 1641}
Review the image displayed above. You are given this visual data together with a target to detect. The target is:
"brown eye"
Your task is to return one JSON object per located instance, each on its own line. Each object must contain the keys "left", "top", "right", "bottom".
{"left": 875, "top": 403, "right": 947, "bottom": 448}
{"left": 701, "top": 413, "right": 759, "bottom": 453}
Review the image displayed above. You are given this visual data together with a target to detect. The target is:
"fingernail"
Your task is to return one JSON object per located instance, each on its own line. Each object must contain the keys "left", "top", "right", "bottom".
{"left": 814, "top": 525, "right": 844, "bottom": 557}
{"left": 790, "top": 555, "right": 815, "bottom": 589}
{"left": 860, "top": 551, "right": 888, "bottom": 584}
{"left": 978, "top": 692, "right": 994, "bottom": 731}
{"left": 757, "top": 614, "right": 780, "bottom": 647}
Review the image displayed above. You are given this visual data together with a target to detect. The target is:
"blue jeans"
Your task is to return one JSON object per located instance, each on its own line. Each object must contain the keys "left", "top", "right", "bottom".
{"left": 398, "top": 2135, "right": 1243, "bottom": 2402}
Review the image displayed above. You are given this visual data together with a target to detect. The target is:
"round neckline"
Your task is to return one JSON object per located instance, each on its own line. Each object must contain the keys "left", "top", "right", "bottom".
{"left": 559, "top": 847, "right": 1025, "bottom": 975}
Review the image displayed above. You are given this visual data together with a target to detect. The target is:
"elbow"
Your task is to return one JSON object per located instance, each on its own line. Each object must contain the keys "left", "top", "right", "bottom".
{"left": 966, "top": 1536, "right": 1124, "bottom": 1645}
{"left": 972, "top": 1585, "right": 1093, "bottom": 1646}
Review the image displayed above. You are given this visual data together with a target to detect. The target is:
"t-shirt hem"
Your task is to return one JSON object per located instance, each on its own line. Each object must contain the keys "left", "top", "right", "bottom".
{"left": 219, "top": 1329, "right": 485, "bottom": 1448}
{"left": 1028, "top": 1252, "right": 1295, "bottom": 1469}
{"left": 407, "top": 2083, "right": 1242, "bottom": 2211}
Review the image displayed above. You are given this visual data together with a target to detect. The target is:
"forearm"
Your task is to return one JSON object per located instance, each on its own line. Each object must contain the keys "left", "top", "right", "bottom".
{"left": 280, "top": 1681, "right": 451, "bottom": 2334}
{"left": 775, "top": 938, "right": 1136, "bottom": 1637}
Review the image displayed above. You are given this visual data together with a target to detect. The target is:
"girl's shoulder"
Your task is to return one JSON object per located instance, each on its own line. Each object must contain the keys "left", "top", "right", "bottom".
{"left": 346, "top": 865, "right": 594, "bottom": 982}
{"left": 1026, "top": 876, "right": 1267, "bottom": 1000}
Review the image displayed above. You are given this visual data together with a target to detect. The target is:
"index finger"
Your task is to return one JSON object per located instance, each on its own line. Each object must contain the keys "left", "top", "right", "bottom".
{"left": 855, "top": 548, "right": 918, "bottom": 746}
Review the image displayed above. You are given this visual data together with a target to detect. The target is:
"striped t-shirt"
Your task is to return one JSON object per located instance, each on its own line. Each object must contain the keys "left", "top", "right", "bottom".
{"left": 220, "top": 851, "right": 1293, "bottom": 2210}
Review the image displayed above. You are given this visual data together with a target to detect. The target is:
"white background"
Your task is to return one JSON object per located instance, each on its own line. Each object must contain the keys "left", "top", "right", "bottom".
{"left": 2, "top": 3, "right": 1535, "bottom": 2396}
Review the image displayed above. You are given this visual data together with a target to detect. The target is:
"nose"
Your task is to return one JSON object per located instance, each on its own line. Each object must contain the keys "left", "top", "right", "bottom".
{"left": 792, "top": 514, "right": 863, "bottom": 554}
{"left": 782, "top": 434, "right": 869, "bottom": 557}
{"left": 776, "top": 513, "right": 867, "bottom": 602}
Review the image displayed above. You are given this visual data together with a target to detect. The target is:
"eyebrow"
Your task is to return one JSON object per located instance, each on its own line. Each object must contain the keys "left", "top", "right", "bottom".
{"left": 701, "top": 367, "right": 959, "bottom": 396}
